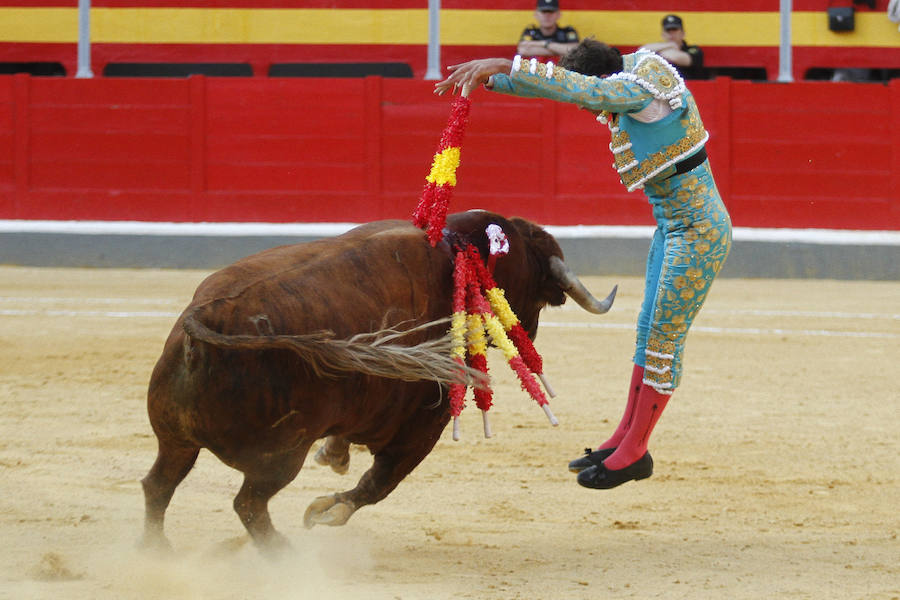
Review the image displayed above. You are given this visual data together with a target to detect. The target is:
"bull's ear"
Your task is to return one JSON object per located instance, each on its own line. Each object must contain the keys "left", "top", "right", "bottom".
{"left": 509, "top": 216, "right": 564, "bottom": 266}
{"left": 508, "top": 216, "right": 546, "bottom": 248}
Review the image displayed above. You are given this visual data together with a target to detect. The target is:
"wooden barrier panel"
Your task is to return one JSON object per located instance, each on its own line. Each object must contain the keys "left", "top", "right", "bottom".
{"left": 726, "top": 80, "right": 894, "bottom": 229}
{"left": 0, "top": 74, "right": 898, "bottom": 230}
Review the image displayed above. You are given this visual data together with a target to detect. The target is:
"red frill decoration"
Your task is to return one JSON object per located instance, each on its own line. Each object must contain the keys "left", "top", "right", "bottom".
{"left": 469, "top": 353, "right": 492, "bottom": 411}
{"left": 506, "top": 324, "right": 543, "bottom": 376}
{"left": 466, "top": 272, "right": 491, "bottom": 316}
{"left": 440, "top": 96, "right": 470, "bottom": 149}
{"left": 424, "top": 184, "right": 454, "bottom": 246}
{"left": 469, "top": 252, "right": 545, "bottom": 376}
{"left": 412, "top": 96, "right": 471, "bottom": 246}
{"left": 509, "top": 355, "right": 548, "bottom": 407}
{"left": 449, "top": 357, "right": 467, "bottom": 418}
{"left": 452, "top": 247, "right": 469, "bottom": 312}
{"left": 412, "top": 183, "right": 433, "bottom": 230}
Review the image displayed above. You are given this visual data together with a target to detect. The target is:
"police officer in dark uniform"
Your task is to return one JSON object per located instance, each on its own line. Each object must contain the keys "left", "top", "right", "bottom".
{"left": 517, "top": 0, "right": 580, "bottom": 58}
{"left": 641, "top": 14, "right": 706, "bottom": 80}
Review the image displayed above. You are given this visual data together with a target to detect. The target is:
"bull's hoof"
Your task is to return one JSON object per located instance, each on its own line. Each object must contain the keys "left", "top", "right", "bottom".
{"left": 137, "top": 532, "right": 174, "bottom": 555}
{"left": 303, "top": 495, "right": 354, "bottom": 529}
{"left": 202, "top": 535, "right": 250, "bottom": 559}
{"left": 313, "top": 446, "right": 350, "bottom": 475}
{"left": 255, "top": 531, "right": 292, "bottom": 560}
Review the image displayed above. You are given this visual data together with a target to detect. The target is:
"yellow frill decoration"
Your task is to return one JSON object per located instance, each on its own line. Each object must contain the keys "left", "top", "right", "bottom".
{"left": 425, "top": 147, "right": 461, "bottom": 187}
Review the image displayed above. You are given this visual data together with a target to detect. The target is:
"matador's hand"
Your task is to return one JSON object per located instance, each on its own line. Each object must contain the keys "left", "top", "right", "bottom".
{"left": 434, "top": 58, "right": 513, "bottom": 97}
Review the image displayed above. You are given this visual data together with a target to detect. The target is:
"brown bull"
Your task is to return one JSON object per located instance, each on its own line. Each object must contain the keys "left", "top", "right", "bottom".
{"left": 141, "top": 210, "right": 615, "bottom": 554}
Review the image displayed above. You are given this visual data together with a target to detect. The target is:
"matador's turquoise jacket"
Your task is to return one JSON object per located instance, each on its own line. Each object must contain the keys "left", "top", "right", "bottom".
{"left": 489, "top": 51, "right": 732, "bottom": 393}
{"left": 491, "top": 50, "right": 708, "bottom": 192}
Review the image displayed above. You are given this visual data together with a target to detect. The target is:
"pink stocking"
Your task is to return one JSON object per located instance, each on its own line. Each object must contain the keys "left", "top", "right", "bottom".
{"left": 603, "top": 383, "right": 671, "bottom": 470}
{"left": 597, "top": 363, "right": 644, "bottom": 450}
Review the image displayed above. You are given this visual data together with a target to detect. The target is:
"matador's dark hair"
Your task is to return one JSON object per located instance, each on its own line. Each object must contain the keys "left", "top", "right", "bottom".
{"left": 558, "top": 38, "right": 623, "bottom": 77}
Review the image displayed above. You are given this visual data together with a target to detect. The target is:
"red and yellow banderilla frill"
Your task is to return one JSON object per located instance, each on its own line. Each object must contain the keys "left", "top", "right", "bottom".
{"left": 468, "top": 251, "right": 556, "bottom": 398}
{"left": 463, "top": 246, "right": 555, "bottom": 422}
{"left": 413, "top": 94, "right": 556, "bottom": 440}
{"left": 412, "top": 96, "right": 471, "bottom": 246}
{"left": 445, "top": 243, "right": 556, "bottom": 440}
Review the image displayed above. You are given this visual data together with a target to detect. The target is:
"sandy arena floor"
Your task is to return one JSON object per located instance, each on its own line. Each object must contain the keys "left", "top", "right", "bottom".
{"left": 0, "top": 266, "right": 898, "bottom": 600}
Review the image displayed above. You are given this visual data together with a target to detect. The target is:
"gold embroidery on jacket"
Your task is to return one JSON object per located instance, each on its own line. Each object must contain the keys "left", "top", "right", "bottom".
{"left": 618, "top": 95, "right": 707, "bottom": 189}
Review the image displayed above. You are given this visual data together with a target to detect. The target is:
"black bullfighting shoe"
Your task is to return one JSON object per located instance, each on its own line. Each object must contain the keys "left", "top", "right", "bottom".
{"left": 568, "top": 447, "right": 616, "bottom": 473}
{"left": 576, "top": 452, "right": 653, "bottom": 489}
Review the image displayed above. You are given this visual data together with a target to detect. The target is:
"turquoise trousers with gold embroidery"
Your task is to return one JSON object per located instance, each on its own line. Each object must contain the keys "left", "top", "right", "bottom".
{"left": 633, "top": 161, "right": 732, "bottom": 393}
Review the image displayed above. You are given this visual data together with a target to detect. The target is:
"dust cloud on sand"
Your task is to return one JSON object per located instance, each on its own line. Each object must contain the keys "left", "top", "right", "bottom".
{"left": 15, "top": 528, "right": 389, "bottom": 600}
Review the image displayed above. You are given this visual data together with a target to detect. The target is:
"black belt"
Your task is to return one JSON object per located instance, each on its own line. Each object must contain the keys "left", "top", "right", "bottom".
{"left": 667, "top": 148, "right": 707, "bottom": 178}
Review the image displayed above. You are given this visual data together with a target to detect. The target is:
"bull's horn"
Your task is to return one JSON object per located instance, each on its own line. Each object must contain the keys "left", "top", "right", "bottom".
{"left": 549, "top": 256, "right": 617, "bottom": 314}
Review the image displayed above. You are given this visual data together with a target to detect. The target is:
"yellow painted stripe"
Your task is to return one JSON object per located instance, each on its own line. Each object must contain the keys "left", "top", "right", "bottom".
{"left": 558, "top": 11, "right": 782, "bottom": 47}
{"left": 92, "top": 8, "right": 427, "bottom": 44}
{"left": 791, "top": 12, "right": 900, "bottom": 47}
{"left": 557, "top": 10, "right": 900, "bottom": 48}
{"left": 1, "top": 7, "right": 898, "bottom": 48}
{"left": 0, "top": 7, "right": 429, "bottom": 44}
{"left": 0, "top": 8, "right": 78, "bottom": 43}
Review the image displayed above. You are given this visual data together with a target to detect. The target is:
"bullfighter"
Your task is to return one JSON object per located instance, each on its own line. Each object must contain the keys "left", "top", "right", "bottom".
{"left": 435, "top": 39, "right": 732, "bottom": 490}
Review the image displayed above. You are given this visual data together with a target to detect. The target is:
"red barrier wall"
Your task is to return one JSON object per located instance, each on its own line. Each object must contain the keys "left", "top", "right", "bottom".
{"left": 1, "top": 74, "right": 898, "bottom": 230}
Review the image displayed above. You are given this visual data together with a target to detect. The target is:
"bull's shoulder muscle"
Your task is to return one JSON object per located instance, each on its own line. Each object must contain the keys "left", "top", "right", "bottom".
{"left": 339, "top": 219, "right": 413, "bottom": 239}
{"left": 190, "top": 220, "right": 435, "bottom": 303}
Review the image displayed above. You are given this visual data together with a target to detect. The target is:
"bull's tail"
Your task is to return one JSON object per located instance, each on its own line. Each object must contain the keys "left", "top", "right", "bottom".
{"left": 182, "top": 310, "right": 489, "bottom": 389}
